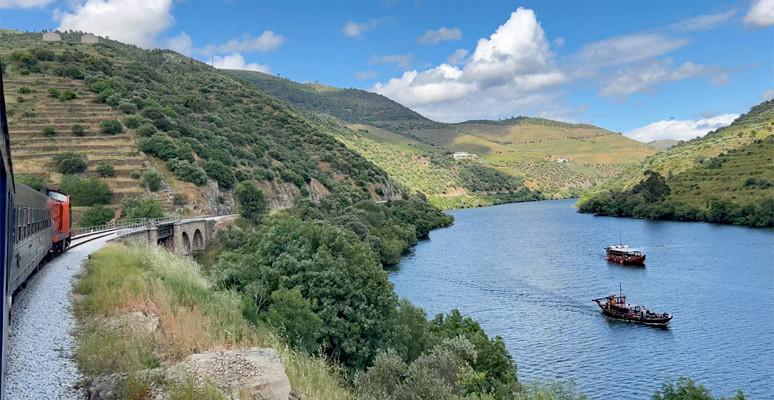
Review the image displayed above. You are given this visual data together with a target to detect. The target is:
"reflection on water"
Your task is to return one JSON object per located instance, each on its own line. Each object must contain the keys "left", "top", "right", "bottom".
{"left": 389, "top": 199, "right": 774, "bottom": 399}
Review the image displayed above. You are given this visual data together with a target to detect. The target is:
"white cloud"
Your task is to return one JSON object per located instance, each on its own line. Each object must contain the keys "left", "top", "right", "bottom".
{"left": 762, "top": 89, "right": 774, "bottom": 101}
{"left": 56, "top": 0, "right": 175, "bottom": 48}
{"left": 355, "top": 70, "right": 378, "bottom": 80}
{"left": 447, "top": 48, "right": 468, "bottom": 65}
{"left": 552, "top": 37, "right": 564, "bottom": 47}
{"left": 599, "top": 59, "right": 730, "bottom": 97}
{"left": 573, "top": 33, "right": 691, "bottom": 69}
{"left": 668, "top": 10, "right": 737, "bottom": 32}
{"left": 199, "top": 31, "right": 284, "bottom": 56}
{"left": 0, "top": 0, "right": 54, "bottom": 8}
{"left": 342, "top": 19, "right": 379, "bottom": 38}
{"left": 625, "top": 114, "right": 739, "bottom": 142}
{"left": 744, "top": 0, "right": 774, "bottom": 27}
{"left": 166, "top": 31, "right": 193, "bottom": 56}
{"left": 370, "top": 53, "right": 413, "bottom": 69}
{"left": 211, "top": 53, "right": 270, "bottom": 73}
{"left": 372, "top": 7, "right": 567, "bottom": 122}
{"left": 416, "top": 27, "right": 462, "bottom": 44}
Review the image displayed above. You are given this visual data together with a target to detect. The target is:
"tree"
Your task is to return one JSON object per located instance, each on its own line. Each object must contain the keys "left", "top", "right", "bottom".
{"left": 234, "top": 181, "right": 268, "bottom": 223}
{"left": 631, "top": 170, "right": 671, "bottom": 203}
{"left": 652, "top": 377, "right": 745, "bottom": 400}
{"left": 167, "top": 158, "right": 207, "bottom": 186}
{"left": 143, "top": 169, "right": 162, "bottom": 192}
{"left": 42, "top": 126, "right": 55, "bottom": 137}
{"left": 125, "top": 198, "right": 164, "bottom": 219}
{"left": 53, "top": 153, "right": 87, "bottom": 174}
{"left": 16, "top": 174, "right": 48, "bottom": 190}
{"left": 204, "top": 160, "right": 235, "bottom": 190}
{"left": 80, "top": 205, "right": 115, "bottom": 227}
{"left": 59, "top": 176, "right": 112, "bottom": 206}
{"left": 71, "top": 124, "right": 85, "bottom": 137}
{"left": 266, "top": 288, "right": 322, "bottom": 354}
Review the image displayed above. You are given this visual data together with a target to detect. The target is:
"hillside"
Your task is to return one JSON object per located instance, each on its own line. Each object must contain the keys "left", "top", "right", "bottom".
{"left": 1, "top": 30, "right": 411, "bottom": 222}
{"left": 649, "top": 139, "right": 680, "bottom": 150}
{"left": 231, "top": 70, "right": 657, "bottom": 199}
{"left": 578, "top": 100, "right": 774, "bottom": 226}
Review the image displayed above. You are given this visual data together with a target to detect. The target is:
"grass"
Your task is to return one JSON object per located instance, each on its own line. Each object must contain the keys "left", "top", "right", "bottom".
{"left": 73, "top": 243, "right": 352, "bottom": 399}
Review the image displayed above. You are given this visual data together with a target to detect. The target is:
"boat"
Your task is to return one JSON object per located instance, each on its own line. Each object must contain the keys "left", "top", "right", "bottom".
{"left": 605, "top": 244, "right": 646, "bottom": 264}
{"left": 592, "top": 285, "right": 672, "bottom": 327}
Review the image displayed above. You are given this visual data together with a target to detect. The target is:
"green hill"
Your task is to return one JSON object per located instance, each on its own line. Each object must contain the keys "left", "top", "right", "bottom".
{"left": 578, "top": 100, "right": 774, "bottom": 227}
{"left": 230, "top": 70, "right": 657, "bottom": 199}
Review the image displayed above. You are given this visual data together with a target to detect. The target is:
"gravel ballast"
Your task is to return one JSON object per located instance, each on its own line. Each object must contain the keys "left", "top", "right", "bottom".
{"left": 4, "top": 237, "right": 112, "bottom": 399}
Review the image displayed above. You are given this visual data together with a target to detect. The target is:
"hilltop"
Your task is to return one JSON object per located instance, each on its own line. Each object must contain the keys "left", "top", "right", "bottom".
{"left": 649, "top": 139, "right": 680, "bottom": 150}
{"left": 231, "top": 70, "right": 657, "bottom": 199}
{"left": 578, "top": 100, "right": 774, "bottom": 226}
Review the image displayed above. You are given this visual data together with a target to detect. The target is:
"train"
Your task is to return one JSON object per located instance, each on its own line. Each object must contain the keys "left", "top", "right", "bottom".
{"left": 1, "top": 62, "right": 73, "bottom": 396}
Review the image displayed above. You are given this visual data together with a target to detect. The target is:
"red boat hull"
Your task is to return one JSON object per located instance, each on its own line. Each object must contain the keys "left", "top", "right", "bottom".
{"left": 606, "top": 254, "right": 646, "bottom": 264}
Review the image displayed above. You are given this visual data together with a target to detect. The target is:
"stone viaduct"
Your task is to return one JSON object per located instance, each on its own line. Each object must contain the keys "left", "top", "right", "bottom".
{"left": 115, "top": 217, "right": 220, "bottom": 256}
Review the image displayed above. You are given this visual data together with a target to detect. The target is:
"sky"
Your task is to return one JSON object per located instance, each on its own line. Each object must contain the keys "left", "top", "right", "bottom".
{"left": 1, "top": 0, "right": 773, "bottom": 143}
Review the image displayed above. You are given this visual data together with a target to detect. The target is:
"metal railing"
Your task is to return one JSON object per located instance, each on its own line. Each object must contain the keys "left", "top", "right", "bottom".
{"left": 71, "top": 217, "right": 179, "bottom": 238}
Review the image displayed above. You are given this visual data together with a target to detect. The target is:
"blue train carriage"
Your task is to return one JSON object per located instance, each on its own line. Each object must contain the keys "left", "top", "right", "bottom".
{"left": 1, "top": 57, "right": 15, "bottom": 398}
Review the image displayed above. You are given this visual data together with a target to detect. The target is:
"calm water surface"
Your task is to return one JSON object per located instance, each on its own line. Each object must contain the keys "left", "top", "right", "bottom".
{"left": 389, "top": 199, "right": 774, "bottom": 399}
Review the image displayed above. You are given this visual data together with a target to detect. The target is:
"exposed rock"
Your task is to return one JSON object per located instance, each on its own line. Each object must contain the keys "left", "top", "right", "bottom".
{"left": 86, "top": 373, "right": 124, "bottom": 400}
{"left": 192, "top": 180, "right": 236, "bottom": 215}
{"left": 167, "top": 348, "right": 292, "bottom": 400}
{"left": 102, "top": 311, "right": 159, "bottom": 336}
{"left": 256, "top": 181, "right": 301, "bottom": 210}
{"left": 307, "top": 178, "right": 329, "bottom": 203}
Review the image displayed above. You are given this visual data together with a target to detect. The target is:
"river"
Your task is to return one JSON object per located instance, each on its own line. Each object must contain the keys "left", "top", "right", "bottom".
{"left": 389, "top": 199, "right": 773, "bottom": 399}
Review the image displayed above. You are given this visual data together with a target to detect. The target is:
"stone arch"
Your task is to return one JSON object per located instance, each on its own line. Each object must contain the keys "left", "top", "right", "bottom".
{"left": 193, "top": 229, "right": 204, "bottom": 251}
{"left": 182, "top": 232, "right": 191, "bottom": 254}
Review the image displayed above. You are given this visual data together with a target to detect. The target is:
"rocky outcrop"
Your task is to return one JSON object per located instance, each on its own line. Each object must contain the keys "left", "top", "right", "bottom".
{"left": 256, "top": 181, "right": 301, "bottom": 210}
{"left": 167, "top": 348, "right": 292, "bottom": 400}
{"left": 102, "top": 311, "right": 159, "bottom": 336}
{"left": 191, "top": 180, "right": 236, "bottom": 216}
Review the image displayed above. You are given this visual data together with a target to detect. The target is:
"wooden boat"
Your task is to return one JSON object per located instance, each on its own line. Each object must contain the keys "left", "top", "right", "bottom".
{"left": 592, "top": 286, "right": 671, "bottom": 327}
{"left": 605, "top": 244, "right": 646, "bottom": 264}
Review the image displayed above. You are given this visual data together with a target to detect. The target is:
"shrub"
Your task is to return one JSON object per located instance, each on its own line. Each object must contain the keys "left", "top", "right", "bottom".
{"left": 118, "top": 102, "right": 138, "bottom": 114}
{"left": 80, "top": 205, "right": 115, "bottom": 227}
{"left": 48, "top": 88, "right": 60, "bottom": 98}
{"left": 136, "top": 123, "right": 157, "bottom": 137}
{"left": 143, "top": 169, "right": 162, "bottom": 192}
{"left": 266, "top": 288, "right": 322, "bottom": 354}
{"left": 96, "top": 162, "right": 114, "bottom": 177}
{"left": 204, "top": 160, "right": 235, "bottom": 190}
{"left": 123, "top": 115, "right": 141, "bottom": 129}
{"left": 16, "top": 174, "right": 48, "bottom": 190}
{"left": 234, "top": 182, "right": 268, "bottom": 222}
{"left": 130, "top": 170, "right": 142, "bottom": 179}
{"left": 71, "top": 124, "right": 86, "bottom": 136}
{"left": 42, "top": 126, "right": 56, "bottom": 137}
{"left": 53, "top": 152, "right": 87, "bottom": 174}
{"left": 60, "top": 175, "right": 112, "bottom": 206}
{"left": 139, "top": 133, "right": 177, "bottom": 160}
{"left": 100, "top": 120, "right": 123, "bottom": 135}
{"left": 18, "top": 87, "right": 31, "bottom": 94}
{"left": 167, "top": 159, "right": 207, "bottom": 186}
{"left": 60, "top": 90, "right": 77, "bottom": 101}
{"left": 16, "top": 96, "right": 24, "bottom": 103}
{"left": 172, "top": 193, "right": 188, "bottom": 207}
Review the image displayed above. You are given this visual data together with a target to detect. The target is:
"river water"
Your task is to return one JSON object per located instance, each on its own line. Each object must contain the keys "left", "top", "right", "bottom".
{"left": 389, "top": 199, "right": 773, "bottom": 399}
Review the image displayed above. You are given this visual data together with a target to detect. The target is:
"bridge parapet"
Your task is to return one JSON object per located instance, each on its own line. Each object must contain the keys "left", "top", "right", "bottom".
{"left": 107, "top": 216, "right": 227, "bottom": 256}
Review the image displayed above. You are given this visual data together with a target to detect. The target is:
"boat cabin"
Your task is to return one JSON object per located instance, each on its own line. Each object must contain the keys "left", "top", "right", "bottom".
{"left": 607, "top": 246, "right": 643, "bottom": 257}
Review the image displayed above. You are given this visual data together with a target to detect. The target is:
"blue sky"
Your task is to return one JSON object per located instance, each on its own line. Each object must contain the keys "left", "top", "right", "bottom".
{"left": 1, "top": 0, "right": 772, "bottom": 142}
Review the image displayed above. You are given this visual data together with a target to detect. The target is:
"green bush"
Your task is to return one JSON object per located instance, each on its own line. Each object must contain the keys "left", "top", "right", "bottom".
{"left": 143, "top": 169, "right": 162, "bottom": 192}
{"left": 96, "top": 162, "right": 115, "bottom": 177}
{"left": 130, "top": 170, "right": 142, "bottom": 179}
{"left": 42, "top": 126, "right": 56, "bottom": 137}
{"left": 60, "top": 90, "right": 77, "bottom": 101}
{"left": 234, "top": 181, "right": 268, "bottom": 222}
{"left": 100, "top": 120, "right": 123, "bottom": 135}
{"left": 60, "top": 175, "right": 112, "bottom": 206}
{"left": 652, "top": 377, "right": 745, "bottom": 400}
{"left": 266, "top": 288, "right": 322, "bottom": 354}
{"left": 48, "top": 88, "right": 60, "bottom": 98}
{"left": 16, "top": 96, "right": 24, "bottom": 103}
{"left": 80, "top": 205, "right": 115, "bottom": 227}
{"left": 53, "top": 152, "right": 87, "bottom": 174}
{"left": 167, "top": 158, "right": 207, "bottom": 186}
{"left": 204, "top": 160, "right": 235, "bottom": 190}
{"left": 18, "top": 87, "right": 31, "bottom": 94}
{"left": 123, "top": 198, "right": 165, "bottom": 219}
{"left": 71, "top": 124, "right": 86, "bottom": 136}
{"left": 123, "top": 115, "right": 141, "bottom": 129}
{"left": 16, "top": 174, "right": 48, "bottom": 190}
{"left": 135, "top": 123, "right": 157, "bottom": 137}
{"left": 119, "top": 102, "right": 138, "bottom": 114}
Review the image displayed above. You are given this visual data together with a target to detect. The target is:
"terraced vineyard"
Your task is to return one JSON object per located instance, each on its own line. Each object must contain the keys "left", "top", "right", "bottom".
{"left": 3, "top": 75, "right": 170, "bottom": 214}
